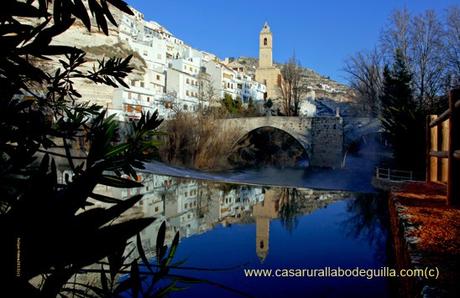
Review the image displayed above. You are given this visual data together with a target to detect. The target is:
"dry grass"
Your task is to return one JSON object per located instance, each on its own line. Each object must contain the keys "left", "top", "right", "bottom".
{"left": 392, "top": 182, "right": 460, "bottom": 292}
{"left": 159, "top": 110, "right": 241, "bottom": 171}
{"left": 395, "top": 183, "right": 460, "bottom": 255}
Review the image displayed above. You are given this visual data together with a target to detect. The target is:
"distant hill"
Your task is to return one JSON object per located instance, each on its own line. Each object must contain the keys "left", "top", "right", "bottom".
{"left": 229, "top": 57, "right": 356, "bottom": 103}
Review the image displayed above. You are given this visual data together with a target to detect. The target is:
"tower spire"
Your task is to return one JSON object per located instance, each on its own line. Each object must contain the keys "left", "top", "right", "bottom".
{"left": 262, "top": 21, "right": 271, "bottom": 33}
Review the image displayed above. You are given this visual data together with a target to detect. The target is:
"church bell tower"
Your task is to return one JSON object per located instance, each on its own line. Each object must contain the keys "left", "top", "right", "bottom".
{"left": 259, "top": 22, "right": 273, "bottom": 68}
{"left": 256, "top": 22, "right": 282, "bottom": 100}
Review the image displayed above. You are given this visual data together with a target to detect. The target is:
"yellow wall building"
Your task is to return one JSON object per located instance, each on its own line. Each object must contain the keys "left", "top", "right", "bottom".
{"left": 255, "top": 22, "right": 282, "bottom": 100}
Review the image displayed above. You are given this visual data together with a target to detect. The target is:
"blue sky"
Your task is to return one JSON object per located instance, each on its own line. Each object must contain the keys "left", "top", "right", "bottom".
{"left": 127, "top": 0, "right": 458, "bottom": 84}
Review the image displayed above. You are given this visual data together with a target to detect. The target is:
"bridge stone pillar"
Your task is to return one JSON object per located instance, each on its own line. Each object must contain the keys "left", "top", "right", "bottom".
{"left": 310, "top": 117, "right": 343, "bottom": 168}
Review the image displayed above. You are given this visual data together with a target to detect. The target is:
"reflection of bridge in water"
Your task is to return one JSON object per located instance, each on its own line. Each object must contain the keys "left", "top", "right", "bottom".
{"left": 217, "top": 116, "right": 344, "bottom": 168}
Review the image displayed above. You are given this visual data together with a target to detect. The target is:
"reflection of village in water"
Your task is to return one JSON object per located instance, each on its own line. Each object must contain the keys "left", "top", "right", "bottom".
{"left": 89, "top": 172, "right": 351, "bottom": 263}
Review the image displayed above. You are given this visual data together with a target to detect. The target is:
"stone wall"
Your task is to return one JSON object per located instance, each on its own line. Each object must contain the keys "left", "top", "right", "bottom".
{"left": 310, "top": 117, "right": 343, "bottom": 168}
{"left": 218, "top": 116, "right": 344, "bottom": 168}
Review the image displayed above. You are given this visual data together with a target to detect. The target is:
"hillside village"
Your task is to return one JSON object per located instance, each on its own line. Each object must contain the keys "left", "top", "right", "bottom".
{"left": 46, "top": 4, "right": 357, "bottom": 123}
{"left": 227, "top": 57, "right": 355, "bottom": 102}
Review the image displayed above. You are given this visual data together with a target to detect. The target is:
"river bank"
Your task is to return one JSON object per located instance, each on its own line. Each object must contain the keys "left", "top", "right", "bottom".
{"left": 388, "top": 182, "right": 460, "bottom": 297}
{"left": 143, "top": 150, "right": 378, "bottom": 193}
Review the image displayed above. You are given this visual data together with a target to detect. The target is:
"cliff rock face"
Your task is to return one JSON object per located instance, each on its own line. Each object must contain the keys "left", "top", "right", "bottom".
{"left": 29, "top": 16, "right": 147, "bottom": 108}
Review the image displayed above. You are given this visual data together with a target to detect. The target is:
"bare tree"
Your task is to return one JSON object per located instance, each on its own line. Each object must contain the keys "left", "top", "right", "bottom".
{"left": 280, "top": 54, "right": 305, "bottom": 116}
{"left": 445, "top": 6, "right": 460, "bottom": 85}
{"left": 410, "top": 10, "right": 446, "bottom": 109}
{"left": 343, "top": 48, "right": 383, "bottom": 116}
{"left": 197, "top": 71, "right": 218, "bottom": 111}
{"left": 380, "top": 8, "right": 412, "bottom": 62}
{"left": 160, "top": 91, "right": 180, "bottom": 115}
{"left": 380, "top": 8, "right": 447, "bottom": 110}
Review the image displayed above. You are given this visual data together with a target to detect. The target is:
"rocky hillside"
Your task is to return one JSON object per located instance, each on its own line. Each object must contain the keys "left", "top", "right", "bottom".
{"left": 37, "top": 18, "right": 147, "bottom": 108}
{"left": 230, "top": 57, "right": 356, "bottom": 103}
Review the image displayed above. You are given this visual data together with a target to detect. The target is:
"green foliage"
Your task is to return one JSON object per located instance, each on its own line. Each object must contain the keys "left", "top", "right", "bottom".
{"left": 221, "top": 93, "right": 242, "bottom": 114}
{"left": 221, "top": 93, "right": 259, "bottom": 116}
{"left": 61, "top": 221, "right": 186, "bottom": 298}
{"left": 0, "top": 1, "right": 189, "bottom": 297}
{"left": 0, "top": 2, "right": 254, "bottom": 297}
{"left": 379, "top": 49, "right": 425, "bottom": 170}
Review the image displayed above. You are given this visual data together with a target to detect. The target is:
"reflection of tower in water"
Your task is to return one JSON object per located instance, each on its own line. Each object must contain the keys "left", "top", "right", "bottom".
{"left": 253, "top": 189, "right": 280, "bottom": 263}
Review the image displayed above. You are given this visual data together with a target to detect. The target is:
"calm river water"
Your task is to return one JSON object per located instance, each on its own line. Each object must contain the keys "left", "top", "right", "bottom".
{"left": 106, "top": 165, "right": 394, "bottom": 298}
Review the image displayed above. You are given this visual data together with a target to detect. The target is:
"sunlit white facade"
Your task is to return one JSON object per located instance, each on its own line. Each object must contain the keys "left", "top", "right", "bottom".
{"left": 108, "top": 6, "right": 266, "bottom": 121}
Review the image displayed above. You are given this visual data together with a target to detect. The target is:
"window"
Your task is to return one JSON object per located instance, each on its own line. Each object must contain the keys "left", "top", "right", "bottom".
{"left": 186, "top": 78, "right": 190, "bottom": 84}
{"left": 140, "top": 81, "right": 144, "bottom": 88}
{"left": 131, "top": 80, "right": 136, "bottom": 86}
{"left": 186, "top": 91, "right": 189, "bottom": 96}
{"left": 155, "top": 206, "right": 159, "bottom": 212}
{"left": 156, "top": 75, "right": 160, "bottom": 80}
{"left": 264, "top": 38, "right": 267, "bottom": 46}
{"left": 183, "top": 104, "right": 188, "bottom": 110}
{"left": 147, "top": 97, "right": 150, "bottom": 102}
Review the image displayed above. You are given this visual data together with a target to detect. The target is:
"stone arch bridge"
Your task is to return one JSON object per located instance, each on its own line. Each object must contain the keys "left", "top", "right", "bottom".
{"left": 217, "top": 116, "right": 344, "bottom": 168}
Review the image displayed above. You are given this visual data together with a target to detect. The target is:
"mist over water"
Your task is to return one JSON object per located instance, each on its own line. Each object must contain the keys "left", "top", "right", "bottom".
{"left": 145, "top": 133, "right": 387, "bottom": 193}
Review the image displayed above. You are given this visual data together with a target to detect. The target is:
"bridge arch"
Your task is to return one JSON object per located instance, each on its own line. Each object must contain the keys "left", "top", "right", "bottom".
{"left": 218, "top": 116, "right": 343, "bottom": 168}
{"left": 229, "top": 126, "right": 310, "bottom": 167}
